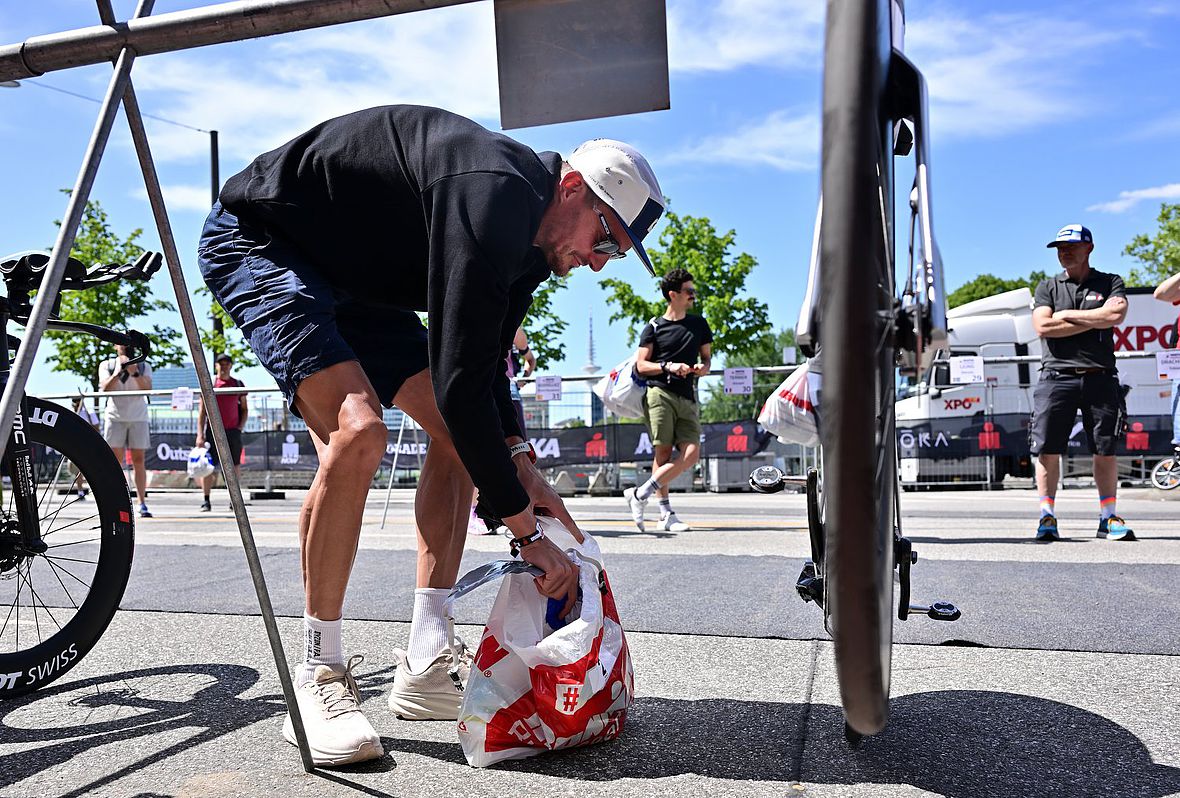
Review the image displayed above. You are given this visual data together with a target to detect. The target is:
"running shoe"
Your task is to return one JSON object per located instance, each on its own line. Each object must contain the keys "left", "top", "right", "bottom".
{"left": 138, "top": 503, "right": 152, "bottom": 518}
{"left": 282, "top": 654, "right": 383, "bottom": 766}
{"left": 623, "top": 487, "right": 647, "bottom": 532}
{"left": 1035, "top": 515, "right": 1059, "bottom": 542}
{"left": 658, "top": 512, "right": 690, "bottom": 532}
{"left": 387, "top": 643, "right": 472, "bottom": 721}
{"left": 1104, "top": 515, "right": 1136, "bottom": 541}
{"left": 200, "top": 498, "right": 212, "bottom": 513}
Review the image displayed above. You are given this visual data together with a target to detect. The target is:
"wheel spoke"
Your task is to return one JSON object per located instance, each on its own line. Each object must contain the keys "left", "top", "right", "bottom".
{"left": 41, "top": 555, "right": 88, "bottom": 601}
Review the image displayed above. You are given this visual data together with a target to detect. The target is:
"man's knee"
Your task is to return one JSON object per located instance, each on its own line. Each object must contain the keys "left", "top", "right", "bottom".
{"left": 324, "top": 413, "right": 388, "bottom": 471}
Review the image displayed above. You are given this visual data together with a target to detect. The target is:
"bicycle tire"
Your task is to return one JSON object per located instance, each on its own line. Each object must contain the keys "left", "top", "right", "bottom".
{"left": 819, "top": 0, "right": 898, "bottom": 736}
{"left": 1151, "top": 457, "right": 1180, "bottom": 490}
{"left": 0, "top": 398, "right": 134, "bottom": 699}
{"left": 806, "top": 467, "right": 824, "bottom": 565}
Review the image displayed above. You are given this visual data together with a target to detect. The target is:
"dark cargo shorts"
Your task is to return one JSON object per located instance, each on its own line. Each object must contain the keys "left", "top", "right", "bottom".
{"left": 196, "top": 203, "right": 429, "bottom": 416}
{"left": 1029, "top": 369, "right": 1125, "bottom": 456}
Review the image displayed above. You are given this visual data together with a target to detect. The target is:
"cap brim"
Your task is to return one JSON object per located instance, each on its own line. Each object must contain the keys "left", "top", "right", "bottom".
{"left": 622, "top": 222, "right": 656, "bottom": 277}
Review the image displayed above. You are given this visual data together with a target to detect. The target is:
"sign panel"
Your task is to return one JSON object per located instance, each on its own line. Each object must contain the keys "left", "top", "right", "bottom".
{"left": 535, "top": 375, "right": 563, "bottom": 402}
{"left": 494, "top": 0, "right": 670, "bottom": 129}
{"left": 723, "top": 367, "right": 754, "bottom": 395}
{"left": 170, "top": 387, "right": 193, "bottom": 411}
{"left": 1156, "top": 350, "right": 1180, "bottom": 380}
{"left": 949, "top": 356, "right": 985, "bottom": 384}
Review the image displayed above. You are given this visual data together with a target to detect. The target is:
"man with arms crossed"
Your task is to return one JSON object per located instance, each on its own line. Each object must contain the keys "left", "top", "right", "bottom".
{"left": 1030, "top": 224, "right": 1132, "bottom": 542}
{"left": 197, "top": 105, "right": 663, "bottom": 766}
{"left": 624, "top": 268, "right": 712, "bottom": 532}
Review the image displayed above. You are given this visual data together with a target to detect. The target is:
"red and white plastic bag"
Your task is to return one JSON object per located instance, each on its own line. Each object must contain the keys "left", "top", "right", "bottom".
{"left": 448, "top": 519, "right": 633, "bottom": 767}
{"left": 757, "top": 360, "right": 820, "bottom": 446}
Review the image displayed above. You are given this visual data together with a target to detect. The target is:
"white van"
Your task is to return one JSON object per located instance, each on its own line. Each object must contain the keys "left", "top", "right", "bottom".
{"left": 896, "top": 286, "right": 1176, "bottom": 485}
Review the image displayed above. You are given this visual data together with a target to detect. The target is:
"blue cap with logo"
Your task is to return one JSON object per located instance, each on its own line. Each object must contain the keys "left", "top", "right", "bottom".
{"left": 1047, "top": 223, "right": 1093, "bottom": 248}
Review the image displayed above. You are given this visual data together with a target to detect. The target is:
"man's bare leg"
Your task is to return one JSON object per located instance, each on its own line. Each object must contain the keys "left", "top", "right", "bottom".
{"left": 129, "top": 448, "right": 148, "bottom": 507}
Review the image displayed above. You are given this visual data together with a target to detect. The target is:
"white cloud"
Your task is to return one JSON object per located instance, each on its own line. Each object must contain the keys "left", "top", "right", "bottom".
{"left": 905, "top": 11, "right": 1126, "bottom": 138}
{"left": 667, "top": 0, "right": 823, "bottom": 73}
{"left": 125, "top": 3, "right": 499, "bottom": 164}
{"left": 132, "top": 183, "right": 219, "bottom": 213}
{"left": 1086, "top": 183, "right": 1180, "bottom": 213}
{"left": 668, "top": 109, "right": 818, "bottom": 171}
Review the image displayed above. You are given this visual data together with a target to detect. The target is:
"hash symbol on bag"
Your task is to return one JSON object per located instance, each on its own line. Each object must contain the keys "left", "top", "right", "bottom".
{"left": 558, "top": 684, "right": 582, "bottom": 714}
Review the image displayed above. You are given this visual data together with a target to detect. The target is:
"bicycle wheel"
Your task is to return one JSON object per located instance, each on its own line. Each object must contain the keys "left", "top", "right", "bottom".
{"left": 1151, "top": 457, "right": 1180, "bottom": 490}
{"left": 819, "top": 0, "right": 898, "bottom": 736}
{"left": 0, "top": 398, "right": 134, "bottom": 699}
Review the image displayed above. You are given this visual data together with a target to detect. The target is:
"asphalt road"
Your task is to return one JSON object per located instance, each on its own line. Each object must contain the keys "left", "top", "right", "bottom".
{"left": 2, "top": 484, "right": 1178, "bottom": 797}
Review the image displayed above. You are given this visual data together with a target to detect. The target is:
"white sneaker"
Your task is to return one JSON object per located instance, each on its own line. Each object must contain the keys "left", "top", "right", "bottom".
{"left": 387, "top": 642, "right": 473, "bottom": 721}
{"left": 282, "top": 655, "right": 383, "bottom": 767}
{"left": 624, "top": 487, "right": 647, "bottom": 532}
{"left": 659, "top": 512, "right": 690, "bottom": 532}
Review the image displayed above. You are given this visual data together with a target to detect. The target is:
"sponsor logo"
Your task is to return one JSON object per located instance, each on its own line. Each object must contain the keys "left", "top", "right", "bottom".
{"left": 155, "top": 443, "right": 192, "bottom": 462}
{"left": 281, "top": 433, "right": 300, "bottom": 465}
{"left": 0, "top": 671, "right": 22, "bottom": 691}
{"left": 726, "top": 425, "right": 748, "bottom": 453}
{"left": 386, "top": 441, "right": 428, "bottom": 457}
{"left": 11, "top": 411, "right": 26, "bottom": 446}
{"left": 526, "top": 438, "right": 562, "bottom": 460}
{"left": 634, "top": 432, "right": 653, "bottom": 456}
{"left": 1112, "top": 324, "right": 1179, "bottom": 351}
{"left": 13, "top": 643, "right": 79, "bottom": 687}
{"left": 585, "top": 432, "right": 607, "bottom": 459}
{"left": 29, "top": 407, "right": 59, "bottom": 427}
{"left": 943, "top": 397, "right": 982, "bottom": 411}
{"left": 898, "top": 430, "right": 950, "bottom": 449}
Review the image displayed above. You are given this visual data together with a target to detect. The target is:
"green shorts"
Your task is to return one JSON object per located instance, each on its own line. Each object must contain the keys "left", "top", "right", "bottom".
{"left": 643, "top": 385, "right": 701, "bottom": 447}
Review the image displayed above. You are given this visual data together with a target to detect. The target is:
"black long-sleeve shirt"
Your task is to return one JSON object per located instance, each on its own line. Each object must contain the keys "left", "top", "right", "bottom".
{"left": 220, "top": 105, "right": 557, "bottom": 517}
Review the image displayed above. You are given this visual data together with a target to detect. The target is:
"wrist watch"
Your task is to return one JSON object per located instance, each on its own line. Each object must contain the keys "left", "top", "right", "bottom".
{"left": 508, "top": 440, "right": 536, "bottom": 464}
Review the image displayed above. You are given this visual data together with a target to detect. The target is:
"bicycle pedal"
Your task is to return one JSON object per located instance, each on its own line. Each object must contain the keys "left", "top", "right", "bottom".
{"left": 795, "top": 561, "right": 824, "bottom": 607}
{"left": 907, "top": 601, "right": 961, "bottom": 621}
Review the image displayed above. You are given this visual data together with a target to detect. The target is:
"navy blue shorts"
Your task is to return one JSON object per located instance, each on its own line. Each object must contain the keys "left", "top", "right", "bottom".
{"left": 1029, "top": 369, "right": 1125, "bottom": 456}
{"left": 196, "top": 203, "right": 429, "bottom": 415}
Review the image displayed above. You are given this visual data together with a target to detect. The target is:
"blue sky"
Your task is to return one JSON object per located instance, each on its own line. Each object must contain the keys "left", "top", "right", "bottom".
{"left": 2, "top": 0, "right": 1179, "bottom": 398}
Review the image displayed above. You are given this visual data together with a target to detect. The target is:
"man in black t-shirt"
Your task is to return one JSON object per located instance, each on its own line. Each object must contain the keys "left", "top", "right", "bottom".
{"left": 196, "top": 106, "right": 664, "bottom": 765}
{"left": 1030, "top": 224, "right": 1132, "bottom": 542}
{"left": 624, "top": 268, "right": 713, "bottom": 532}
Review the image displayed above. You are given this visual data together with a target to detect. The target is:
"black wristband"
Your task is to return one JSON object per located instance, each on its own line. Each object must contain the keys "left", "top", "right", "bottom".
{"left": 509, "top": 524, "right": 546, "bottom": 556}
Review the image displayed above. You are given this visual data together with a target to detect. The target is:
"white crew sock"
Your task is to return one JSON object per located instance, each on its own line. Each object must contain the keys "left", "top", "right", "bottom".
{"left": 636, "top": 478, "right": 661, "bottom": 501}
{"left": 658, "top": 498, "right": 672, "bottom": 517}
{"left": 406, "top": 588, "right": 450, "bottom": 673}
{"left": 296, "top": 614, "right": 343, "bottom": 687}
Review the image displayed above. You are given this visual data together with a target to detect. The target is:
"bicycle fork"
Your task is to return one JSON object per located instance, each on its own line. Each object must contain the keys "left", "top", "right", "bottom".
{"left": 0, "top": 305, "right": 44, "bottom": 563}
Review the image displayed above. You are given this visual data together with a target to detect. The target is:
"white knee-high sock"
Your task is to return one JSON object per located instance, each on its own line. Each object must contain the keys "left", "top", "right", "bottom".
{"left": 406, "top": 588, "right": 449, "bottom": 673}
{"left": 296, "top": 614, "right": 343, "bottom": 687}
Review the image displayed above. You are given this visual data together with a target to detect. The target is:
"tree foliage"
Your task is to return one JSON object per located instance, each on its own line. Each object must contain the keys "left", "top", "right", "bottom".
{"left": 522, "top": 276, "right": 569, "bottom": 367}
{"left": 195, "top": 286, "right": 258, "bottom": 369}
{"left": 599, "top": 211, "right": 770, "bottom": 358}
{"left": 45, "top": 198, "right": 186, "bottom": 391}
{"left": 946, "top": 270, "right": 1049, "bottom": 309}
{"left": 700, "top": 327, "right": 796, "bottom": 422}
{"left": 1123, "top": 203, "right": 1180, "bottom": 287}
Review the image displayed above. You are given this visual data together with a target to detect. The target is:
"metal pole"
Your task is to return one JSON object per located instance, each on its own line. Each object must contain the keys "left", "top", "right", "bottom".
{"left": 210, "top": 130, "right": 224, "bottom": 362}
{"left": 0, "top": 0, "right": 479, "bottom": 83}
{"left": 92, "top": 0, "right": 314, "bottom": 771}
{"left": 0, "top": 51, "right": 135, "bottom": 462}
{"left": 380, "top": 411, "right": 408, "bottom": 529}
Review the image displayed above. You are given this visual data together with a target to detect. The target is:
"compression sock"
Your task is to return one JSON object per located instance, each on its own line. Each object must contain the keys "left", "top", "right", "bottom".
{"left": 297, "top": 614, "right": 344, "bottom": 687}
{"left": 1040, "top": 496, "right": 1055, "bottom": 518}
{"left": 1100, "top": 496, "right": 1117, "bottom": 519}
{"left": 636, "top": 478, "right": 662, "bottom": 501}
{"left": 658, "top": 497, "right": 672, "bottom": 517}
{"left": 406, "top": 588, "right": 449, "bottom": 673}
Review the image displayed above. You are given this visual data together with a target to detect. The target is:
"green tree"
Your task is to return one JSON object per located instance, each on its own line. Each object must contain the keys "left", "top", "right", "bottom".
{"left": 1124, "top": 203, "right": 1180, "bottom": 287}
{"left": 195, "top": 286, "right": 258, "bottom": 368}
{"left": 946, "top": 270, "right": 1048, "bottom": 309}
{"left": 45, "top": 198, "right": 187, "bottom": 390}
{"left": 700, "top": 327, "right": 796, "bottom": 422}
{"left": 522, "top": 276, "right": 569, "bottom": 366}
{"left": 599, "top": 211, "right": 770, "bottom": 357}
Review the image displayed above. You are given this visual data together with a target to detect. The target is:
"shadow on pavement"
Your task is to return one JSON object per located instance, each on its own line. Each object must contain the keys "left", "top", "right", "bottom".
{"left": 387, "top": 692, "right": 1180, "bottom": 796}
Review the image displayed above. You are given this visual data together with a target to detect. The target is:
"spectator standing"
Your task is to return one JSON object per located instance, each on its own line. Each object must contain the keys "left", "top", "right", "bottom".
{"left": 99, "top": 344, "right": 153, "bottom": 518}
{"left": 72, "top": 395, "right": 101, "bottom": 499}
{"left": 1154, "top": 271, "right": 1180, "bottom": 455}
{"left": 1030, "top": 224, "right": 1131, "bottom": 541}
{"left": 196, "top": 105, "right": 662, "bottom": 766}
{"left": 624, "top": 268, "right": 712, "bottom": 532}
{"left": 195, "top": 353, "right": 248, "bottom": 512}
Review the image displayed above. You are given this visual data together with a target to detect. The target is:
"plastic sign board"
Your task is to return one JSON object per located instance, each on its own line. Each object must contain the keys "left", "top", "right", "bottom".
{"left": 171, "top": 386, "right": 194, "bottom": 411}
{"left": 494, "top": 0, "right": 669, "bottom": 129}
{"left": 723, "top": 367, "right": 754, "bottom": 395}
{"left": 1157, "top": 350, "right": 1180, "bottom": 380}
{"left": 949, "top": 356, "right": 985, "bottom": 385}
{"left": 536, "top": 375, "right": 563, "bottom": 402}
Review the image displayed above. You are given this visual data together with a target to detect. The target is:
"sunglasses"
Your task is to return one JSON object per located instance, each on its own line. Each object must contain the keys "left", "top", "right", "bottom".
{"left": 680, "top": 288, "right": 696, "bottom": 297}
{"left": 592, "top": 207, "right": 627, "bottom": 260}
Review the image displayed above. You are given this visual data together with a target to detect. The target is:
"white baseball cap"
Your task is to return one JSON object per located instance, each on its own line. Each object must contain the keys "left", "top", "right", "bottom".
{"left": 568, "top": 139, "right": 664, "bottom": 276}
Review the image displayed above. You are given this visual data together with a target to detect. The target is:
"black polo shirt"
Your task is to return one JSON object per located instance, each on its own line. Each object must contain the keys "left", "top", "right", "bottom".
{"left": 1033, "top": 268, "right": 1126, "bottom": 371}
{"left": 640, "top": 314, "right": 713, "bottom": 402}
{"left": 219, "top": 105, "right": 558, "bottom": 519}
